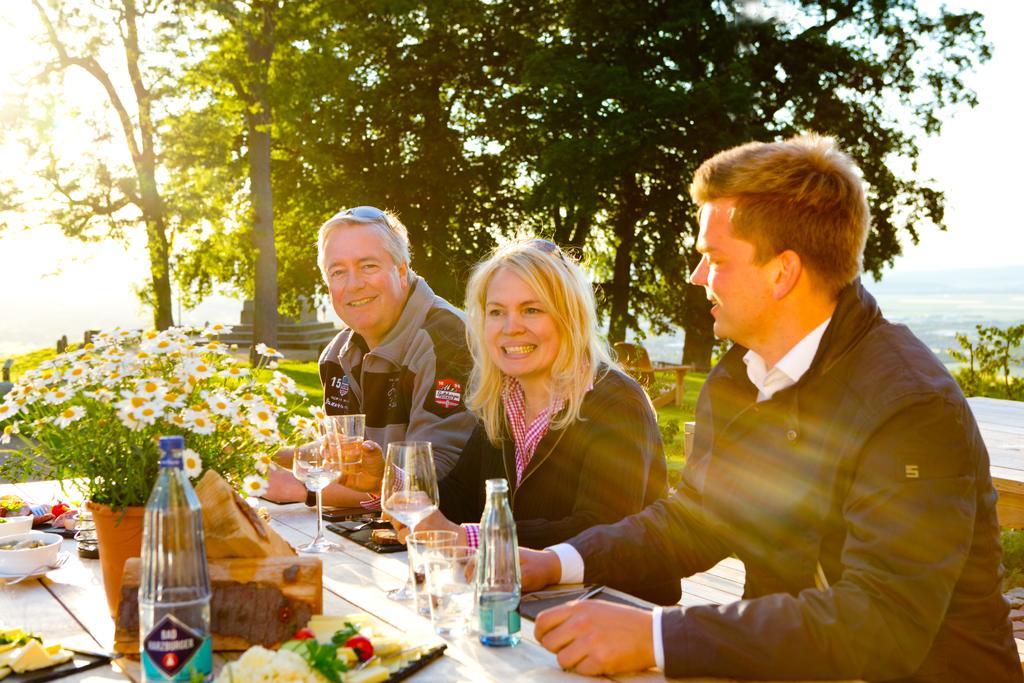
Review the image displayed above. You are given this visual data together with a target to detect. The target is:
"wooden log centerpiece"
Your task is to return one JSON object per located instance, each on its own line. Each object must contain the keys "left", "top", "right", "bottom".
{"left": 113, "top": 471, "right": 322, "bottom": 653}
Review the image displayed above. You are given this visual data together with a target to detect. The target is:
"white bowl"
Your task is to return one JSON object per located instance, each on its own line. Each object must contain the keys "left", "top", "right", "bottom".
{"left": 0, "top": 531, "right": 62, "bottom": 575}
{"left": 0, "top": 516, "right": 33, "bottom": 538}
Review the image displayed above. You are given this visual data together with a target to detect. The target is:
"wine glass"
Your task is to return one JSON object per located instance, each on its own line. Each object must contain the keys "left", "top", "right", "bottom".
{"left": 381, "top": 441, "right": 439, "bottom": 600}
{"left": 292, "top": 439, "right": 343, "bottom": 553}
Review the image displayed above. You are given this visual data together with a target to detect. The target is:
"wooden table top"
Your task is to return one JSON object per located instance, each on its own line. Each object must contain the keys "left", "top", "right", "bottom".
{"left": 970, "top": 396, "right": 1024, "bottom": 483}
{"left": 0, "top": 478, "right": 863, "bottom": 683}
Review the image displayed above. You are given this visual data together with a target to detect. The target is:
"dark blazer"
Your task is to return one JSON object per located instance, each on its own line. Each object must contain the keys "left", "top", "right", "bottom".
{"left": 439, "top": 367, "right": 678, "bottom": 604}
{"left": 567, "top": 283, "right": 1020, "bottom": 682}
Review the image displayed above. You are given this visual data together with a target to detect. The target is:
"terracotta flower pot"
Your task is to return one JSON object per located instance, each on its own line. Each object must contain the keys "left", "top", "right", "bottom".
{"left": 86, "top": 501, "right": 145, "bottom": 617}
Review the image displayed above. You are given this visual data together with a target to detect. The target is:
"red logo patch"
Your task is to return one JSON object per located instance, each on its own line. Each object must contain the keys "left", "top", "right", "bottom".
{"left": 434, "top": 379, "right": 462, "bottom": 409}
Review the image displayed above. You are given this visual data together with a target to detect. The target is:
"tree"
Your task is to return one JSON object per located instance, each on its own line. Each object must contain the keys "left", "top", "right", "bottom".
{"left": 23, "top": 0, "right": 178, "bottom": 329}
{"left": 168, "top": 0, "right": 515, "bottom": 314}
{"left": 489, "top": 0, "right": 990, "bottom": 369}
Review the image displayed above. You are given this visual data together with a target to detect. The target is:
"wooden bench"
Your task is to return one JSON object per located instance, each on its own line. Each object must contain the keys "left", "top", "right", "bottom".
{"left": 613, "top": 341, "right": 692, "bottom": 408}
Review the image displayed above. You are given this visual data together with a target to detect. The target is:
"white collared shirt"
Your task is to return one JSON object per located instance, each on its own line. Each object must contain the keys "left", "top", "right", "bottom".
{"left": 547, "top": 316, "right": 833, "bottom": 670}
{"left": 742, "top": 316, "right": 831, "bottom": 402}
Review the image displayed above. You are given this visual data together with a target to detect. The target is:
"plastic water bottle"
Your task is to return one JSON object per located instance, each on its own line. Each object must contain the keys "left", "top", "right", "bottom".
{"left": 139, "top": 436, "right": 212, "bottom": 682}
{"left": 477, "top": 478, "right": 521, "bottom": 647}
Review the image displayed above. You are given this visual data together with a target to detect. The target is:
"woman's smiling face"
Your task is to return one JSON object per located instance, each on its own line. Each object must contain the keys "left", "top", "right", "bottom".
{"left": 483, "top": 267, "right": 562, "bottom": 387}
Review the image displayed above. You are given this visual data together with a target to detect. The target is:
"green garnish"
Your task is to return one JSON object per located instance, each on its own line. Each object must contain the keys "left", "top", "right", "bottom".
{"left": 329, "top": 623, "right": 360, "bottom": 646}
{"left": 280, "top": 639, "right": 349, "bottom": 683}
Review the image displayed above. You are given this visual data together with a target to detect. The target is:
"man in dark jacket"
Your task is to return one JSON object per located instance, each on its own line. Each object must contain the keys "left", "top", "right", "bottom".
{"left": 525, "top": 134, "right": 1021, "bottom": 682}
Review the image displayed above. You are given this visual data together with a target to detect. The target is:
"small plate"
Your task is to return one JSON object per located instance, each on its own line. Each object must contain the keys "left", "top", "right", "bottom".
{"left": 0, "top": 551, "right": 69, "bottom": 585}
{"left": 33, "top": 523, "right": 76, "bottom": 539}
{"left": 4, "top": 647, "right": 116, "bottom": 683}
{"left": 385, "top": 643, "right": 446, "bottom": 682}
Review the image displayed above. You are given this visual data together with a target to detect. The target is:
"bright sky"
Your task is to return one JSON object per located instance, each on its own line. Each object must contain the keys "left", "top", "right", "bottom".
{"left": 0, "top": 1, "right": 1021, "bottom": 356}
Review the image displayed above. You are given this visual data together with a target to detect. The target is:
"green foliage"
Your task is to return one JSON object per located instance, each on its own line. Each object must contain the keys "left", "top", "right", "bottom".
{"left": 158, "top": 0, "right": 990, "bottom": 366}
{"left": 948, "top": 324, "right": 1024, "bottom": 399}
{"left": 1001, "top": 529, "right": 1024, "bottom": 591}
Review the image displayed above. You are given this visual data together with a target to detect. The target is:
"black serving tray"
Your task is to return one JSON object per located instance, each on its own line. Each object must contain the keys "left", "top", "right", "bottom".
{"left": 326, "top": 522, "right": 406, "bottom": 554}
{"left": 6, "top": 647, "right": 116, "bottom": 683}
{"left": 386, "top": 643, "right": 446, "bottom": 682}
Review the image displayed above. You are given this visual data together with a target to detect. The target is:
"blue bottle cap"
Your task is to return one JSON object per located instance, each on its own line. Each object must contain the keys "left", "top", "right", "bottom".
{"left": 159, "top": 435, "right": 186, "bottom": 452}
{"left": 158, "top": 435, "right": 185, "bottom": 468}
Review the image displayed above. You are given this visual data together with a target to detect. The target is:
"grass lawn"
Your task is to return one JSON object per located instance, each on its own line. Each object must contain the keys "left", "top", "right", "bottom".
{"left": 652, "top": 371, "right": 706, "bottom": 486}
{"left": 277, "top": 360, "right": 323, "bottom": 403}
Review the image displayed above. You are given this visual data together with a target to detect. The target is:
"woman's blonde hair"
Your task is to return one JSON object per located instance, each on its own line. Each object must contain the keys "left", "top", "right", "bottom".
{"left": 464, "top": 239, "right": 614, "bottom": 444}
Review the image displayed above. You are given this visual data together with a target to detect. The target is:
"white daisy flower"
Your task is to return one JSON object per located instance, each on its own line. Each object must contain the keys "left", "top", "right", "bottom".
{"left": 142, "top": 334, "right": 180, "bottom": 354}
{"left": 182, "top": 408, "right": 216, "bottom": 435}
{"left": 271, "top": 371, "right": 299, "bottom": 394}
{"left": 206, "top": 393, "right": 237, "bottom": 418}
{"left": 246, "top": 403, "right": 278, "bottom": 429}
{"left": 253, "top": 452, "right": 272, "bottom": 474}
{"left": 241, "top": 474, "right": 268, "bottom": 497}
{"left": 254, "top": 343, "right": 284, "bottom": 359}
{"left": 181, "top": 357, "right": 216, "bottom": 381}
{"left": 160, "top": 389, "right": 187, "bottom": 409}
{"left": 130, "top": 401, "right": 164, "bottom": 426}
{"left": 63, "top": 364, "right": 89, "bottom": 383}
{"left": 249, "top": 424, "right": 280, "bottom": 444}
{"left": 0, "top": 402, "right": 19, "bottom": 421}
{"left": 135, "top": 378, "right": 167, "bottom": 397}
{"left": 266, "top": 384, "right": 289, "bottom": 405}
{"left": 201, "top": 323, "right": 232, "bottom": 337}
{"left": 42, "top": 387, "right": 73, "bottom": 405}
{"left": 308, "top": 406, "right": 327, "bottom": 421}
{"left": 221, "top": 364, "right": 250, "bottom": 379}
{"left": 182, "top": 448, "right": 203, "bottom": 479}
{"left": 1, "top": 423, "right": 20, "bottom": 444}
{"left": 53, "top": 405, "right": 86, "bottom": 428}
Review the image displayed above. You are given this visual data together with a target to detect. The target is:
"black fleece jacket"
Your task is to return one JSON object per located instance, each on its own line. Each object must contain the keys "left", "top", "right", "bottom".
{"left": 439, "top": 367, "right": 679, "bottom": 604}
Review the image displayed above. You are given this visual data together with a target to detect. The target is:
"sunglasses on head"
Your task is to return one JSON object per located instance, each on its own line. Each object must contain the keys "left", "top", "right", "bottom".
{"left": 528, "top": 238, "right": 568, "bottom": 262}
{"left": 330, "top": 206, "right": 388, "bottom": 223}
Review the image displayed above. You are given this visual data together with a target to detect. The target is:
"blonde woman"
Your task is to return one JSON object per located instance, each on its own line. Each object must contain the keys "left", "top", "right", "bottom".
{"left": 407, "top": 238, "right": 677, "bottom": 603}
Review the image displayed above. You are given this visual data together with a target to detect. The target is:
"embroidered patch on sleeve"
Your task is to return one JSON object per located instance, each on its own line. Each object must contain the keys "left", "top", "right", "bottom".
{"left": 434, "top": 378, "right": 463, "bottom": 409}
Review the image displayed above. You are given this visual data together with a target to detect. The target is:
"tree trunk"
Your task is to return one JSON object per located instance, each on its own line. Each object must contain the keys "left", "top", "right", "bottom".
{"left": 245, "top": 3, "right": 278, "bottom": 361}
{"left": 607, "top": 174, "right": 643, "bottom": 343}
{"left": 682, "top": 276, "right": 715, "bottom": 371}
{"left": 144, "top": 215, "right": 174, "bottom": 330}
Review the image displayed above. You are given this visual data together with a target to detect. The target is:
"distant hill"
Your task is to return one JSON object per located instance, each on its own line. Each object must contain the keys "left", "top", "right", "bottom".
{"left": 867, "top": 265, "right": 1024, "bottom": 294}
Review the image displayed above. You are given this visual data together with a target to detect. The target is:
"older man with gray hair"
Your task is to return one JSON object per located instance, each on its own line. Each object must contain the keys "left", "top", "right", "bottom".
{"left": 265, "top": 206, "right": 475, "bottom": 506}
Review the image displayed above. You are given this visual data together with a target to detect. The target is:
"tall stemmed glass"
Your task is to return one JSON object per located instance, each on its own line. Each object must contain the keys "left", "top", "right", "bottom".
{"left": 381, "top": 441, "right": 439, "bottom": 601}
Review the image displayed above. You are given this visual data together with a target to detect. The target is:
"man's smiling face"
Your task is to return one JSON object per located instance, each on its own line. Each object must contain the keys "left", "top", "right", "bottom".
{"left": 323, "top": 223, "right": 410, "bottom": 348}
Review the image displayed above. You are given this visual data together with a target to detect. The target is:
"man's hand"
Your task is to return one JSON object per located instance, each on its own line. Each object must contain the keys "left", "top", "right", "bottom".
{"left": 535, "top": 601, "right": 656, "bottom": 676}
{"left": 337, "top": 440, "right": 385, "bottom": 492}
{"left": 519, "top": 547, "right": 562, "bottom": 593}
{"left": 262, "top": 466, "right": 307, "bottom": 503}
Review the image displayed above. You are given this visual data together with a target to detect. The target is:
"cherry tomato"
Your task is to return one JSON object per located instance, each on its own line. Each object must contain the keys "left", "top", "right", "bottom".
{"left": 292, "top": 628, "right": 316, "bottom": 640}
{"left": 345, "top": 635, "right": 374, "bottom": 662}
{"left": 51, "top": 502, "right": 71, "bottom": 518}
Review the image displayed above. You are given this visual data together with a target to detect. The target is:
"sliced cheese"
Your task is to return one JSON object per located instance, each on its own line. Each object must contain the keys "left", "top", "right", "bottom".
{"left": 11, "top": 640, "right": 51, "bottom": 673}
{"left": 0, "top": 664, "right": 11, "bottom": 681}
{"left": 335, "top": 646, "right": 358, "bottom": 665}
{"left": 0, "top": 647, "right": 20, "bottom": 669}
{"left": 344, "top": 664, "right": 389, "bottom": 683}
